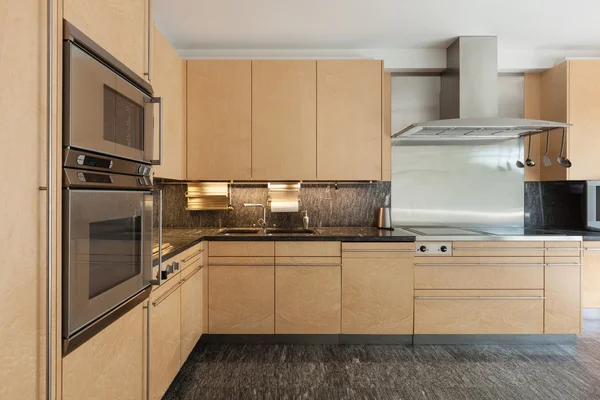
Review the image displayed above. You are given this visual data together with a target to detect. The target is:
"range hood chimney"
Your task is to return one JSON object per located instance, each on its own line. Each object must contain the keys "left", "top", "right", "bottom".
{"left": 393, "top": 36, "right": 570, "bottom": 140}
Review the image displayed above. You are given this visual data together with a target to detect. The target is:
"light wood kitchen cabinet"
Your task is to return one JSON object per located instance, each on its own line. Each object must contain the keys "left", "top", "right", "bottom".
{"left": 545, "top": 256, "right": 582, "bottom": 334}
{"left": 63, "top": 302, "right": 146, "bottom": 400}
{"left": 152, "top": 26, "right": 186, "bottom": 180}
{"left": 209, "top": 257, "right": 275, "bottom": 334}
{"left": 252, "top": 60, "right": 317, "bottom": 180}
{"left": 414, "top": 290, "right": 544, "bottom": 335}
{"left": 150, "top": 276, "right": 182, "bottom": 400}
{"left": 525, "top": 60, "right": 600, "bottom": 181}
{"left": 316, "top": 60, "right": 383, "bottom": 180}
{"left": 342, "top": 243, "right": 414, "bottom": 334}
{"left": 187, "top": 60, "right": 252, "bottom": 180}
{"left": 275, "top": 258, "right": 342, "bottom": 334}
{"left": 583, "top": 242, "right": 600, "bottom": 308}
{"left": 180, "top": 261, "right": 204, "bottom": 363}
{"left": 64, "top": 0, "right": 151, "bottom": 81}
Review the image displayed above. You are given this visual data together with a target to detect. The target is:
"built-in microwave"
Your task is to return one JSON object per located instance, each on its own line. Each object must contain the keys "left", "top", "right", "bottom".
{"left": 585, "top": 181, "right": 600, "bottom": 231}
{"left": 63, "top": 21, "right": 162, "bottom": 165}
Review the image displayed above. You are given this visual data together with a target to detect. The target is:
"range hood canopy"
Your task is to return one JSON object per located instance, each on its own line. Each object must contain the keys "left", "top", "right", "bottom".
{"left": 393, "top": 37, "right": 571, "bottom": 140}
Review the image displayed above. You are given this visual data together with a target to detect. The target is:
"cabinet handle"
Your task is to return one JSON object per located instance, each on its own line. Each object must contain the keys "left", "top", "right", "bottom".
{"left": 46, "top": 0, "right": 54, "bottom": 397}
{"left": 150, "top": 97, "right": 162, "bottom": 166}
{"left": 145, "top": 300, "right": 151, "bottom": 400}
{"left": 342, "top": 249, "right": 414, "bottom": 253}
{"left": 276, "top": 263, "right": 342, "bottom": 267}
{"left": 183, "top": 249, "right": 204, "bottom": 264}
{"left": 415, "top": 263, "right": 545, "bottom": 267}
{"left": 415, "top": 296, "right": 546, "bottom": 300}
{"left": 584, "top": 248, "right": 600, "bottom": 251}
{"left": 152, "top": 281, "right": 184, "bottom": 307}
{"left": 151, "top": 189, "right": 163, "bottom": 285}
{"left": 209, "top": 263, "right": 274, "bottom": 267}
{"left": 545, "top": 248, "right": 583, "bottom": 251}
{"left": 545, "top": 264, "right": 582, "bottom": 267}
{"left": 181, "top": 265, "right": 203, "bottom": 282}
{"left": 453, "top": 247, "right": 544, "bottom": 251}
{"left": 144, "top": 0, "right": 152, "bottom": 80}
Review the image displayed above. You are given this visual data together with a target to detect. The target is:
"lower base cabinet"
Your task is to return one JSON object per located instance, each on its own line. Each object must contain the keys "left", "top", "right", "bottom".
{"left": 414, "top": 290, "right": 545, "bottom": 335}
{"left": 62, "top": 302, "right": 145, "bottom": 400}
{"left": 583, "top": 244, "right": 600, "bottom": 308}
{"left": 150, "top": 277, "right": 182, "bottom": 400}
{"left": 181, "top": 263, "right": 204, "bottom": 362}
{"left": 275, "top": 263, "right": 341, "bottom": 334}
{"left": 545, "top": 260, "right": 582, "bottom": 334}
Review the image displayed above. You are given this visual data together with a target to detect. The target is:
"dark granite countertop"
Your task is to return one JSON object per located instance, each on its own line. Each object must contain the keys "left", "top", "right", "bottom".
{"left": 153, "top": 227, "right": 416, "bottom": 265}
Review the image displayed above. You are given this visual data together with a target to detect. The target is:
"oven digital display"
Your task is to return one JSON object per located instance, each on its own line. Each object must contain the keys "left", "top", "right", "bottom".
{"left": 83, "top": 172, "right": 113, "bottom": 184}
{"left": 83, "top": 156, "right": 112, "bottom": 169}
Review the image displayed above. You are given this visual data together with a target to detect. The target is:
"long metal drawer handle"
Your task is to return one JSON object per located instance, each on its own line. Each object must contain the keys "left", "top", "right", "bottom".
{"left": 181, "top": 265, "right": 203, "bottom": 282}
{"left": 415, "top": 263, "right": 545, "bottom": 267}
{"left": 152, "top": 281, "right": 184, "bottom": 307}
{"left": 209, "top": 263, "right": 274, "bottom": 267}
{"left": 276, "top": 263, "right": 342, "bottom": 267}
{"left": 183, "top": 249, "right": 204, "bottom": 263}
{"left": 415, "top": 296, "right": 546, "bottom": 300}
{"left": 453, "top": 247, "right": 544, "bottom": 251}
{"left": 545, "top": 248, "right": 583, "bottom": 251}
{"left": 342, "top": 249, "right": 414, "bottom": 253}
{"left": 584, "top": 248, "right": 600, "bottom": 251}
{"left": 145, "top": 300, "right": 151, "bottom": 400}
{"left": 545, "top": 264, "right": 582, "bottom": 267}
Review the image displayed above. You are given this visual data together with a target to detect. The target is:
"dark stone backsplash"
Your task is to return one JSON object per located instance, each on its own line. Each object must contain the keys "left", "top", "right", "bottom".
{"left": 525, "top": 181, "right": 585, "bottom": 229}
{"left": 156, "top": 181, "right": 391, "bottom": 228}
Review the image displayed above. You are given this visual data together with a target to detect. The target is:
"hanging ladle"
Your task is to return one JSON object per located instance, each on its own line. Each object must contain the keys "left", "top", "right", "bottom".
{"left": 516, "top": 138, "right": 525, "bottom": 168}
{"left": 525, "top": 135, "right": 536, "bottom": 167}
{"left": 557, "top": 128, "right": 572, "bottom": 168}
{"left": 543, "top": 131, "right": 552, "bottom": 167}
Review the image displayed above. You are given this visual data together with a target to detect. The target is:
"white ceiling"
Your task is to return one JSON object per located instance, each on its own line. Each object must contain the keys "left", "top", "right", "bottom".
{"left": 155, "top": 0, "right": 600, "bottom": 51}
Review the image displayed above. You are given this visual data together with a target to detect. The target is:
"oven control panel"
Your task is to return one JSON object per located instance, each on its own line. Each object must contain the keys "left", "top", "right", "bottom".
{"left": 416, "top": 242, "right": 453, "bottom": 256}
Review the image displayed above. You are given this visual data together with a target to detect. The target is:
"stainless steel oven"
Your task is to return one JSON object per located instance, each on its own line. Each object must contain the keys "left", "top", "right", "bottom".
{"left": 63, "top": 21, "right": 162, "bottom": 165}
{"left": 62, "top": 149, "right": 158, "bottom": 353}
{"left": 61, "top": 21, "right": 163, "bottom": 355}
{"left": 585, "top": 181, "right": 600, "bottom": 231}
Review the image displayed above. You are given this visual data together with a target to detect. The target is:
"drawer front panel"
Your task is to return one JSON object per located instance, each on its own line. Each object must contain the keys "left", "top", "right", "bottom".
{"left": 209, "top": 241, "right": 274, "bottom": 257}
{"left": 415, "top": 297, "right": 544, "bottom": 334}
{"left": 415, "top": 265, "right": 544, "bottom": 290}
{"left": 453, "top": 242, "right": 544, "bottom": 257}
{"left": 545, "top": 241, "right": 582, "bottom": 257}
{"left": 342, "top": 242, "right": 415, "bottom": 258}
{"left": 276, "top": 242, "right": 341, "bottom": 257}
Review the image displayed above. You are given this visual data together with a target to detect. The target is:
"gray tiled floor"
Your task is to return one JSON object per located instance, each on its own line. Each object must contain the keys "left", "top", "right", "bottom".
{"left": 164, "top": 320, "right": 600, "bottom": 400}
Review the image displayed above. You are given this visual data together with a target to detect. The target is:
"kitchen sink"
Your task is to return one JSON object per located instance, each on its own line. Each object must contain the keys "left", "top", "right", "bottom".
{"left": 217, "top": 228, "right": 260, "bottom": 235}
{"left": 265, "top": 228, "right": 318, "bottom": 235}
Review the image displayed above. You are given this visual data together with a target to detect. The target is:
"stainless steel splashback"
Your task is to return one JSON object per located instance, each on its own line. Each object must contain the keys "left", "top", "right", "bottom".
{"left": 391, "top": 138, "right": 524, "bottom": 227}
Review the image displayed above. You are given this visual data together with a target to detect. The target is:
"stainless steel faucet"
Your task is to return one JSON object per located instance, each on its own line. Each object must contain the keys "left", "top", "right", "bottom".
{"left": 244, "top": 203, "right": 267, "bottom": 232}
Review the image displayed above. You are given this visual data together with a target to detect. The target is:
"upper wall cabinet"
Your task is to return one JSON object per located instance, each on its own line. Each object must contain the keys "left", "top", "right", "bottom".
{"left": 64, "top": 0, "right": 152, "bottom": 82}
{"left": 252, "top": 61, "right": 317, "bottom": 180}
{"left": 526, "top": 60, "right": 600, "bottom": 181}
{"left": 317, "top": 60, "right": 383, "bottom": 181}
{"left": 152, "top": 27, "right": 186, "bottom": 180}
{"left": 187, "top": 61, "right": 252, "bottom": 180}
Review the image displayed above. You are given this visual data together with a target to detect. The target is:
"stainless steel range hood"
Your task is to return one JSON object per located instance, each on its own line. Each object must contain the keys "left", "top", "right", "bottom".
{"left": 392, "top": 37, "right": 571, "bottom": 140}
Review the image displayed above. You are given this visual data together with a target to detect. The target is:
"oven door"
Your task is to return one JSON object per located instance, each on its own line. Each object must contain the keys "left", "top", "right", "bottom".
{"left": 64, "top": 41, "right": 155, "bottom": 163}
{"left": 63, "top": 189, "right": 154, "bottom": 338}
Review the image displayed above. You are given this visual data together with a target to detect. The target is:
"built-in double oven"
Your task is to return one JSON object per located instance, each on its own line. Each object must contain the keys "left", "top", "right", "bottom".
{"left": 62, "top": 22, "right": 162, "bottom": 354}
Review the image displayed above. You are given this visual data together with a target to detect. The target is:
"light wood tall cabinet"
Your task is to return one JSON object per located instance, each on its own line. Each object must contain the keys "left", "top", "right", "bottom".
{"left": 317, "top": 60, "right": 383, "bottom": 180}
{"left": 150, "top": 276, "right": 182, "bottom": 400}
{"left": 62, "top": 302, "right": 146, "bottom": 400}
{"left": 525, "top": 60, "right": 600, "bottom": 181}
{"left": 252, "top": 60, "right": 317, "bottom": 180}
{"left": 187, "top": 60, "right": 252, "bottom": 180}
{"left": 180, "top": 259, "right": 204, "bottom": 363}
{"left": 152, "top": 26, "right": 186, "bottom": 180}
{"left": 63, "top": 0, "right": 152, "bottom": 81}
{"left": 583, "top": 242, "right": 600, "bottom": 308}
{"left": 342, "top": 243, "right": 415, "bottom": 334}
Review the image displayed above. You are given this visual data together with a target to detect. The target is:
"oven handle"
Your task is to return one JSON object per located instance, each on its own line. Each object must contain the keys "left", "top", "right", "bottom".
{"left": 150, "top": 97, "right": 162, "bottom": 166}
{"left": 150, "top": 190, "right": 162, "bottom": 285}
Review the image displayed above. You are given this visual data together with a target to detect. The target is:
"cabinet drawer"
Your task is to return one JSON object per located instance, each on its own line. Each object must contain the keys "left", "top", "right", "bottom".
{"left": 545, "top": 241, "right": 582, "bottom": 257}
{"left": 276, "top": 241, "right": 340, "bottom": 257}
{"left": 415, "top": 264, "right": 544, "bottom": 290}
{"left": 342, "top": 242, "right": 415, "bottom": 258}
{"left": 209, "top": 256, "right": 274, "bottom": 266}
{"left": 453, "top": 242, "right": 545, "bottom": 257}
{"left": 209, "top": 241, "right": 274, "bottom": 257}
{"left": 415, "top": 291, "right": 544, "bottom": 334}
{"left": 179, "top": 245, "right": 204, "bottom": 271}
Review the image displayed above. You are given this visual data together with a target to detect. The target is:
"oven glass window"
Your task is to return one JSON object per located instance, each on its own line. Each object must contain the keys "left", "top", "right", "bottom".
{"left": 88, "top": 216, "right": 142, "bottom": 299}
{"left": 103, "top": 85, "right": 144, "bottom": 151}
